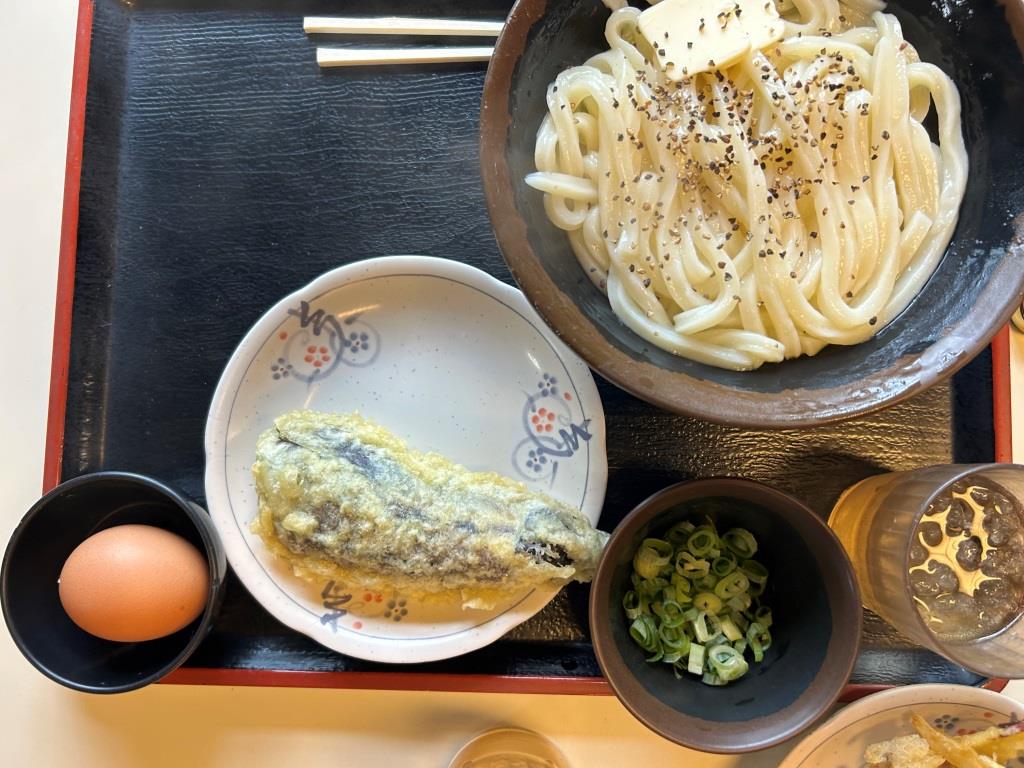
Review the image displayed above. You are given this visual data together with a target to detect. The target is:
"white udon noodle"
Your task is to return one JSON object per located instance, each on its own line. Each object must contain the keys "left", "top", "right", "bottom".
{"left": 526, "top": 0, "right": 967, "bottom": 370}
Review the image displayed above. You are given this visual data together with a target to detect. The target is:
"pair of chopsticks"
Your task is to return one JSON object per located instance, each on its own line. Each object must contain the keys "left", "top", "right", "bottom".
{"left": 304, "top": 16, "right": 504, "bottom": 68}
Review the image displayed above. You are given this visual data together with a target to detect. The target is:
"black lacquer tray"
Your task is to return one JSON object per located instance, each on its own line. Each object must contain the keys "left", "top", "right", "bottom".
{"left": 47, "top": 0, "right": 1014, "bottom": 695}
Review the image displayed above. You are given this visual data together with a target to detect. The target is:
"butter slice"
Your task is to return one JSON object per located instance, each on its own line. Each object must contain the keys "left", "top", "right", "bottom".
{"left": 638, "top": 0, "right": 785, "bottom": 80}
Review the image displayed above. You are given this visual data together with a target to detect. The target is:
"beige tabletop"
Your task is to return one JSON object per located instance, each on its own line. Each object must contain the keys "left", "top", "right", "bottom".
{"left": 2, "top": 3, "right": 1023, "bottom": 766}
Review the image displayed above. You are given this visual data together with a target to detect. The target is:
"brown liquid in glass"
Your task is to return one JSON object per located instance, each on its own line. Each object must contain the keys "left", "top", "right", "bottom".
{"left": 908, "top": 475, "right": 1024, "bottom": 643}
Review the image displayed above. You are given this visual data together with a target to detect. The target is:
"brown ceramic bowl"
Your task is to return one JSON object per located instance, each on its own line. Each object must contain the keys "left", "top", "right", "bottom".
{"left": 589, "top": 479, "right": 861, "bottom": 753}
{"left": 479, "top": 0, "right": 1024, "bottom": 428}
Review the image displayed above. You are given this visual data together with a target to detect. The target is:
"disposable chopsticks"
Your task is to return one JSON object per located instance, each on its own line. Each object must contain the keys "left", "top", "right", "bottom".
{"left": 304, "top": 16, "right": 504, "bottom": 37}
{"left": 316, "top": 46, "right": 494, "bottom": 68}
{"left": 305, "top": 16, "right": 503, "bottom": 68}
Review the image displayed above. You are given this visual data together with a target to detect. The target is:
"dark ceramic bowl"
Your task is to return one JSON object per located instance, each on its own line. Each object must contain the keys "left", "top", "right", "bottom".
{"left": 480, "top": 0, "right": 1024, "bottom": 427}
{"left": 589, "top": 479, "right": 861, "bottom": 753}
{"left": 1, "top": 472, "right": 227, "bottom": 693}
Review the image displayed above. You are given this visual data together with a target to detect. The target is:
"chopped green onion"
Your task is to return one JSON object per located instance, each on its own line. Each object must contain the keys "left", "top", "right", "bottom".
{"left": 693, "top": 592, "right": 723, "bottom": 614}
{"left": 676, "top": 551, "right": 709, "bottom": 578}
{"left": 694, "top": 572, "right": 720, "bottom": 592}
{"left": 634, "top": 538, "right": 673, "bottom": 579}
{"left": 727, "top": 593, "right": 752, "bottom": 613}
{"left": 630, "top": 615, "right": 659, "bottom": 652}
{"left": 637, "top": 576, "right": 667, "bottom": 600}
{"left": 723, "top": 528, "right": 758, "bottom": 559}
{"left": 623, "top": 518, "right": 771, "bottom": 686}
{"left": 688, "top": 642, "right": 706, "bottom": 675}
{"left": 740, "top": 559, "right": 769, "bottom": 585}
{"left": 747, "top": 621, "right": 772, "bottom": 663}
{"left": 711, "top": 553, "right": 737, "bottom": 577}
{"left": 658, "top": 600, "right": 687, "bottom": 628}
{"left": 728, "top": 609, "right": 749, "bottom": 633}
{"left": 714, "top": 571, "right": 750, "bottom": 599}
{"left": 659, "top": 623, "right": 690, "bottom": 657}
{"left": 708, "top": 644, "right": 749, "bottom": 682}
{"left": 687, "top": 527, "right": 718, "bottom": 557}
{"left": 670, "top": 572, "right": 694, "bottom": 596}
{"left": 665, "top": 521, "right": 696, "bottom": 546}
{"left": 623, "top": 590, "right": 641, "bottom": 620}
{"left": 693, "top": 611, "right": 711, "bottom": 643}
{"left": 720, "top": 616, "right": 743, "bottom": 642}
{"left": 706, "top": 611, "right": 724, "bottom": 634}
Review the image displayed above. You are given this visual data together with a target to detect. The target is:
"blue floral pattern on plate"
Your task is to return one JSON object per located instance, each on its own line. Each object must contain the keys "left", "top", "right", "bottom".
{"left": 270, "top": 299, "right": 379, "bottom": 383}
{"left": 512, "top": 372, "right": 592, "bottom": 486}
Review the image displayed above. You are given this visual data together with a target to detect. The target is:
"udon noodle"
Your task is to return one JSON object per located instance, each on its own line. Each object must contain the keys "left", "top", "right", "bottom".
{"left": 526, "top": 0, "right": 967, "bottom": 370}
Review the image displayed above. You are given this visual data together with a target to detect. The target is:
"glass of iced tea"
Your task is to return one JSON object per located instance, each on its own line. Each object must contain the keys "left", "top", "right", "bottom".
{"left": 829, "top": 463, "right": 1024, "bottom": 677}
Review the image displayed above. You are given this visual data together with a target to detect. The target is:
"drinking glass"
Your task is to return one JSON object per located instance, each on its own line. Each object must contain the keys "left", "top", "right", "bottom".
{"left": 829, "top": 463, "right": 1024, "bottom": 678}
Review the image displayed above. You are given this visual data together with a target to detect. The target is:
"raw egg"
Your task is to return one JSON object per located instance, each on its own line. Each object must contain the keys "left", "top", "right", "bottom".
{"left": 58, "top": 524, "right": 209, "bottom": 642}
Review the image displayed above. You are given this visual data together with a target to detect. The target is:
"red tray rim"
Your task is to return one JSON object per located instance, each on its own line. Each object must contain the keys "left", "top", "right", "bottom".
{"left": 45, "top": 0, "right": 1014, "bottom": 699}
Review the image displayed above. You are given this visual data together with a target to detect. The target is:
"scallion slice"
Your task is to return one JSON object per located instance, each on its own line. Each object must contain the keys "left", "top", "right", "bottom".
{"left": 723, "top": 528, "right": 758, "bottom": 559}
{"left": 634, "top": 538, "right": 673, "bottom": 579}
{"left": 719, "top": 616, "right": 743, "bottom": 642}
{"left": 665, "top": 521, "right": 696, "bottom": 547}
{"left": 688, "top": 642, "right": 706, "bottom": 675}
{"left": 676, "top": 551, "right": 709, "bottom": 578}
{"left": 740, "top": 559, "right": 769, "bottom": 585}
{"left": 687, "top": 526, "right": 718, "bottom": 557}
{"left": 708, "top": 644, "right": 750, "bottom": 682}
{"left": 714, "top": 571, "right": 750, "bottom": 600}
{"left": 623, "top": 590, "right": 641, "bottom": 620}
{"left": 630, "top": 615, "right": 659, "bottom": 652}
{"left": 693, "top": 592, "right": 723, "bottom": 614}
{"left": 711, "top": 553, "right": 738, "bottom": 577}
{"left": 659, "top": 600, "right": 687, "bottom": 628}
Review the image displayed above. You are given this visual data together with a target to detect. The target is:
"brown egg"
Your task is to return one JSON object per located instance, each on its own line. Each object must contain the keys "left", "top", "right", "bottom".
{"left": 58, "top": 524, "right": 209, "bottom": 642}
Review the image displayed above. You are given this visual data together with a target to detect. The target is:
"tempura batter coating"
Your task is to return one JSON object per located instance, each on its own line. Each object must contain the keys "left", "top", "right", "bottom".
{"left": 252, "top": 411, "right": 608, "bottom": 608}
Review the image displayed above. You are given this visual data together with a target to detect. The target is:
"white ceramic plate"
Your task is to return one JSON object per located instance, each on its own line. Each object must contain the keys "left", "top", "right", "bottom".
{"left": 204, "top": 256, "right": 607, "bottom": 663}
{"left": 780, "top": 684, "right": 1023, "bottom": 767}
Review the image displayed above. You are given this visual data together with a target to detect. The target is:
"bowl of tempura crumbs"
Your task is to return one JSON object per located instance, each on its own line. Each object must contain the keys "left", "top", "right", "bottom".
{"left": 589, "top": 478, "right": 861, "bottom": 754}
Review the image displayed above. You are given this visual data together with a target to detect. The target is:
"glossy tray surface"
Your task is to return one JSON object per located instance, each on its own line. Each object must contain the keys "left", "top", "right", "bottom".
{"left": 62, "top": 0, "right": 1002, "bottom": 689}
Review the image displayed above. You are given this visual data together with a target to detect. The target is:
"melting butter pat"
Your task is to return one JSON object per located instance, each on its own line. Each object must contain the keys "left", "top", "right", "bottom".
{"left": 638, "top": 0, "right": 785, "bottom": 80}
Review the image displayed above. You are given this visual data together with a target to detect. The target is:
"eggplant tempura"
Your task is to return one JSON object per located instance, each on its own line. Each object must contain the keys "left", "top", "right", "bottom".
{"left": 252, "top": 411, "right": 608, "bottom": 609}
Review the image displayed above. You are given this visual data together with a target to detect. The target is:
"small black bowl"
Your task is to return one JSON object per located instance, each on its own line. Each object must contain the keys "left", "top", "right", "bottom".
{"left": 1, "top": 472, "right": 227, "bottom": 693}
{"left": 589, "top": 479, "right": 861, "bottom": 753}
